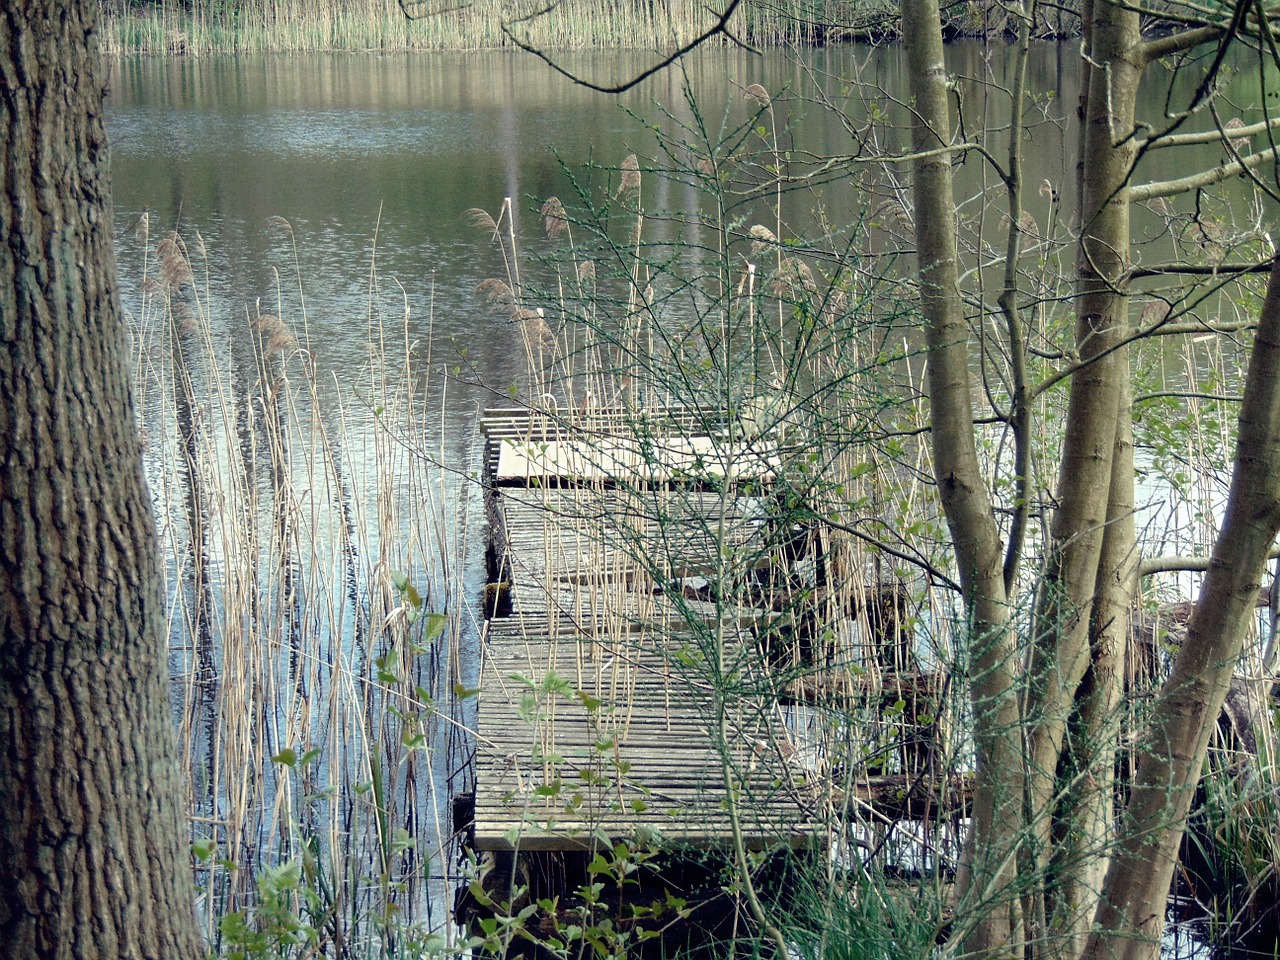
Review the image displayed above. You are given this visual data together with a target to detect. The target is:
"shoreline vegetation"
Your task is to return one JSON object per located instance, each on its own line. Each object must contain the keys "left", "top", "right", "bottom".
{"left": 101, "top": 0, "right": 1081, "bottom": 56}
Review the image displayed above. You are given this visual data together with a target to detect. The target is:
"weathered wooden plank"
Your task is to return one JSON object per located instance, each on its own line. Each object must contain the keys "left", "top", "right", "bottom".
{"left": 495, "top": 435, "right": 781, "bottom": 484}
{"left": 475, "top": 613, "right": 829, "bottom": 850}
{"left": 490, "top": 484, "right": 775, "bottom": 625}
{"left": 481, "top": 405, "right": 732, "bottom": 487}
{"left": 481, "top": 405, "right": 717, "bottom": 441}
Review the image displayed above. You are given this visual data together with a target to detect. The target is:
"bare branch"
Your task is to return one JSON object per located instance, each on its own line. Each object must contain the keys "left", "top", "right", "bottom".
{"left": 1133, "top": 389, "right": 1242, "bottom": 404}
{"left": 498, "top": 0, "right": 751, "bottom": 94}
{"left": 1139, "top": 24, "right": 1224, "bottom": 60}
{"left": 1139, "top": 547, "right": 1280, "bottom": 576}
{"left": 1146, "top": 319, "right": 1258, "bottom": 336}
{"left": 1128, "top": 144, "right": 1280, "bottom": 201}
{"left": 1140, "top": 115, "right": 1280, "bottom": 148}
{"left": 1130, "top": 257, "right": 1275, "bottom": 278}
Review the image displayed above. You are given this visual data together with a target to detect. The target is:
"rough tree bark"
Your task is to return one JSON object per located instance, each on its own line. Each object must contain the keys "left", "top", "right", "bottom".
{"left": 0, "top": 2, "right": 204, "bottom": 957}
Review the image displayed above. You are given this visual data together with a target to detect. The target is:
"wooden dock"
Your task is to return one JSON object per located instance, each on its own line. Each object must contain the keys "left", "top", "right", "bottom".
{"left": 469, "top": 407, "right": 963, "bottom": 855}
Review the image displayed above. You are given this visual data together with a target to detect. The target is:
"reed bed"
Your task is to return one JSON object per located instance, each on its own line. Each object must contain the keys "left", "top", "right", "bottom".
{"left": 101, "top": 0, "right": 883, "bottom": 56}
{"left": 127, "top": 217, "right": 476, "bottom": 954}
{"left": 99, "top": 0, "right": 921, "bottom": 56}
{"left": 100, "top": 0, "right": 1084, "bottom": 57}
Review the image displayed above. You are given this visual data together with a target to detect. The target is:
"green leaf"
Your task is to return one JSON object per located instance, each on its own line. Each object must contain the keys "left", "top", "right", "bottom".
{"left": 534, "top": 780, "right": 564, "bottom": 797}
{"left": 272, "top": 747, "right": 298, "bottom": 768}
{"left": 541, "top": 669, "right": 573, "bottom": 697}
{"left": 423, "top": 612, "right": 448, "bottom": 641}
{"left": 518, "top": 692, "right": 541, "bottom": 723}
{"left": 587, "top": 853, "right": 612, "bottom": 876}
{"left": 299, "top": 748, "right": 322, "bottom": 766}
{"left": 402, "top": 730, "right": 427, "bottom": 750}
{"left": 192, "top": 838, "right": 216, "bottom": 863}
{"left": 390, "top": 570, "right": 423, "bottom": 609}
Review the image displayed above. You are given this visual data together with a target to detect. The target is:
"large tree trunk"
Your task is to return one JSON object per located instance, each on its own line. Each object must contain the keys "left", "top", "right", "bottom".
{"left": 0, "top": 2, "right": 204, "bottom": 957}
{"left": 902, "top": 1, "right": 1024, "bottom": 953}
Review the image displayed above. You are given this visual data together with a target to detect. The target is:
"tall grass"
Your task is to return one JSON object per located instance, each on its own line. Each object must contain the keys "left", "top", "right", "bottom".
{"left": 100, "top": 0, "right": 888, "bottom": 56}
{"left": 127, "top": 215, "right": 476, "bottom": 954}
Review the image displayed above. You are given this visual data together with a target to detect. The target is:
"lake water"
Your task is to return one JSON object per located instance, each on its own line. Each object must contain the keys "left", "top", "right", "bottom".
{"left": 103, "top": 43, "right": 1264, "bottom": 947}
{"left": 105, "top": 44, "right": 1088, "bottom": 401}
{"left": 106, "top": 42, "right": 1257, "bottom": 429}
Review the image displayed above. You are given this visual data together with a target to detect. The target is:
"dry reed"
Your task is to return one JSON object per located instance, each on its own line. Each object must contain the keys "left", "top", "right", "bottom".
{"left": 100, "top": 0, "right": 885, "bottom": 56}
{"left": 127, "top": 217, "right": 475, "bottom": 952}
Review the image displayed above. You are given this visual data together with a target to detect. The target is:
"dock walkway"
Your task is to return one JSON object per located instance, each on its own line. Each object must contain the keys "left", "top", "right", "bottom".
{"left": 470, "top": 407, "right": 959, "bottom": 853}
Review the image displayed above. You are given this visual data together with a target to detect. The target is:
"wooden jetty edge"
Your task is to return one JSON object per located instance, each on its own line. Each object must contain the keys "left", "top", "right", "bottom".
{"left": 476, "top": 618, "right": 824, "bottom": 851}
{"left": 464, "top": 406, "right": 967, "bottom": 859}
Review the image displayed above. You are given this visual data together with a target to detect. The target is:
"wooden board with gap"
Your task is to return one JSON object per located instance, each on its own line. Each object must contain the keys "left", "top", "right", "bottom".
{"left": 480, "top": 405, "right": 782, "bottom": 487}
{"left": 491, "top": 486, "right": 775, "bottom": 624}
{"left": 473, "top": 618, "right": 826, "bottom": 851}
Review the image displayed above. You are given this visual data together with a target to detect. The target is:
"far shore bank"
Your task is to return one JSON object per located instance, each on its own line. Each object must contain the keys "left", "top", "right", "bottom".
{"left": 102, "top": 0, "right": 1084, "bottom": 57}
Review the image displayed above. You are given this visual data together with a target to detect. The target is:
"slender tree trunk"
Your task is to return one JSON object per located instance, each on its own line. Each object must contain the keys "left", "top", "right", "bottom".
{"left": 1083, "top": 254, "right": 1280, "bottom": 960}
{"left": 902, "top": 0, "right": 1024, "bottom": 953}
{"left": 1021, "top": 5, "right": 1142, "bottom": 948}
{"left": 1051, "top": 373, "right": 1136, "bottom": 954}
{"left": 0, "top": 2, "right": 204, "bottom": 957}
